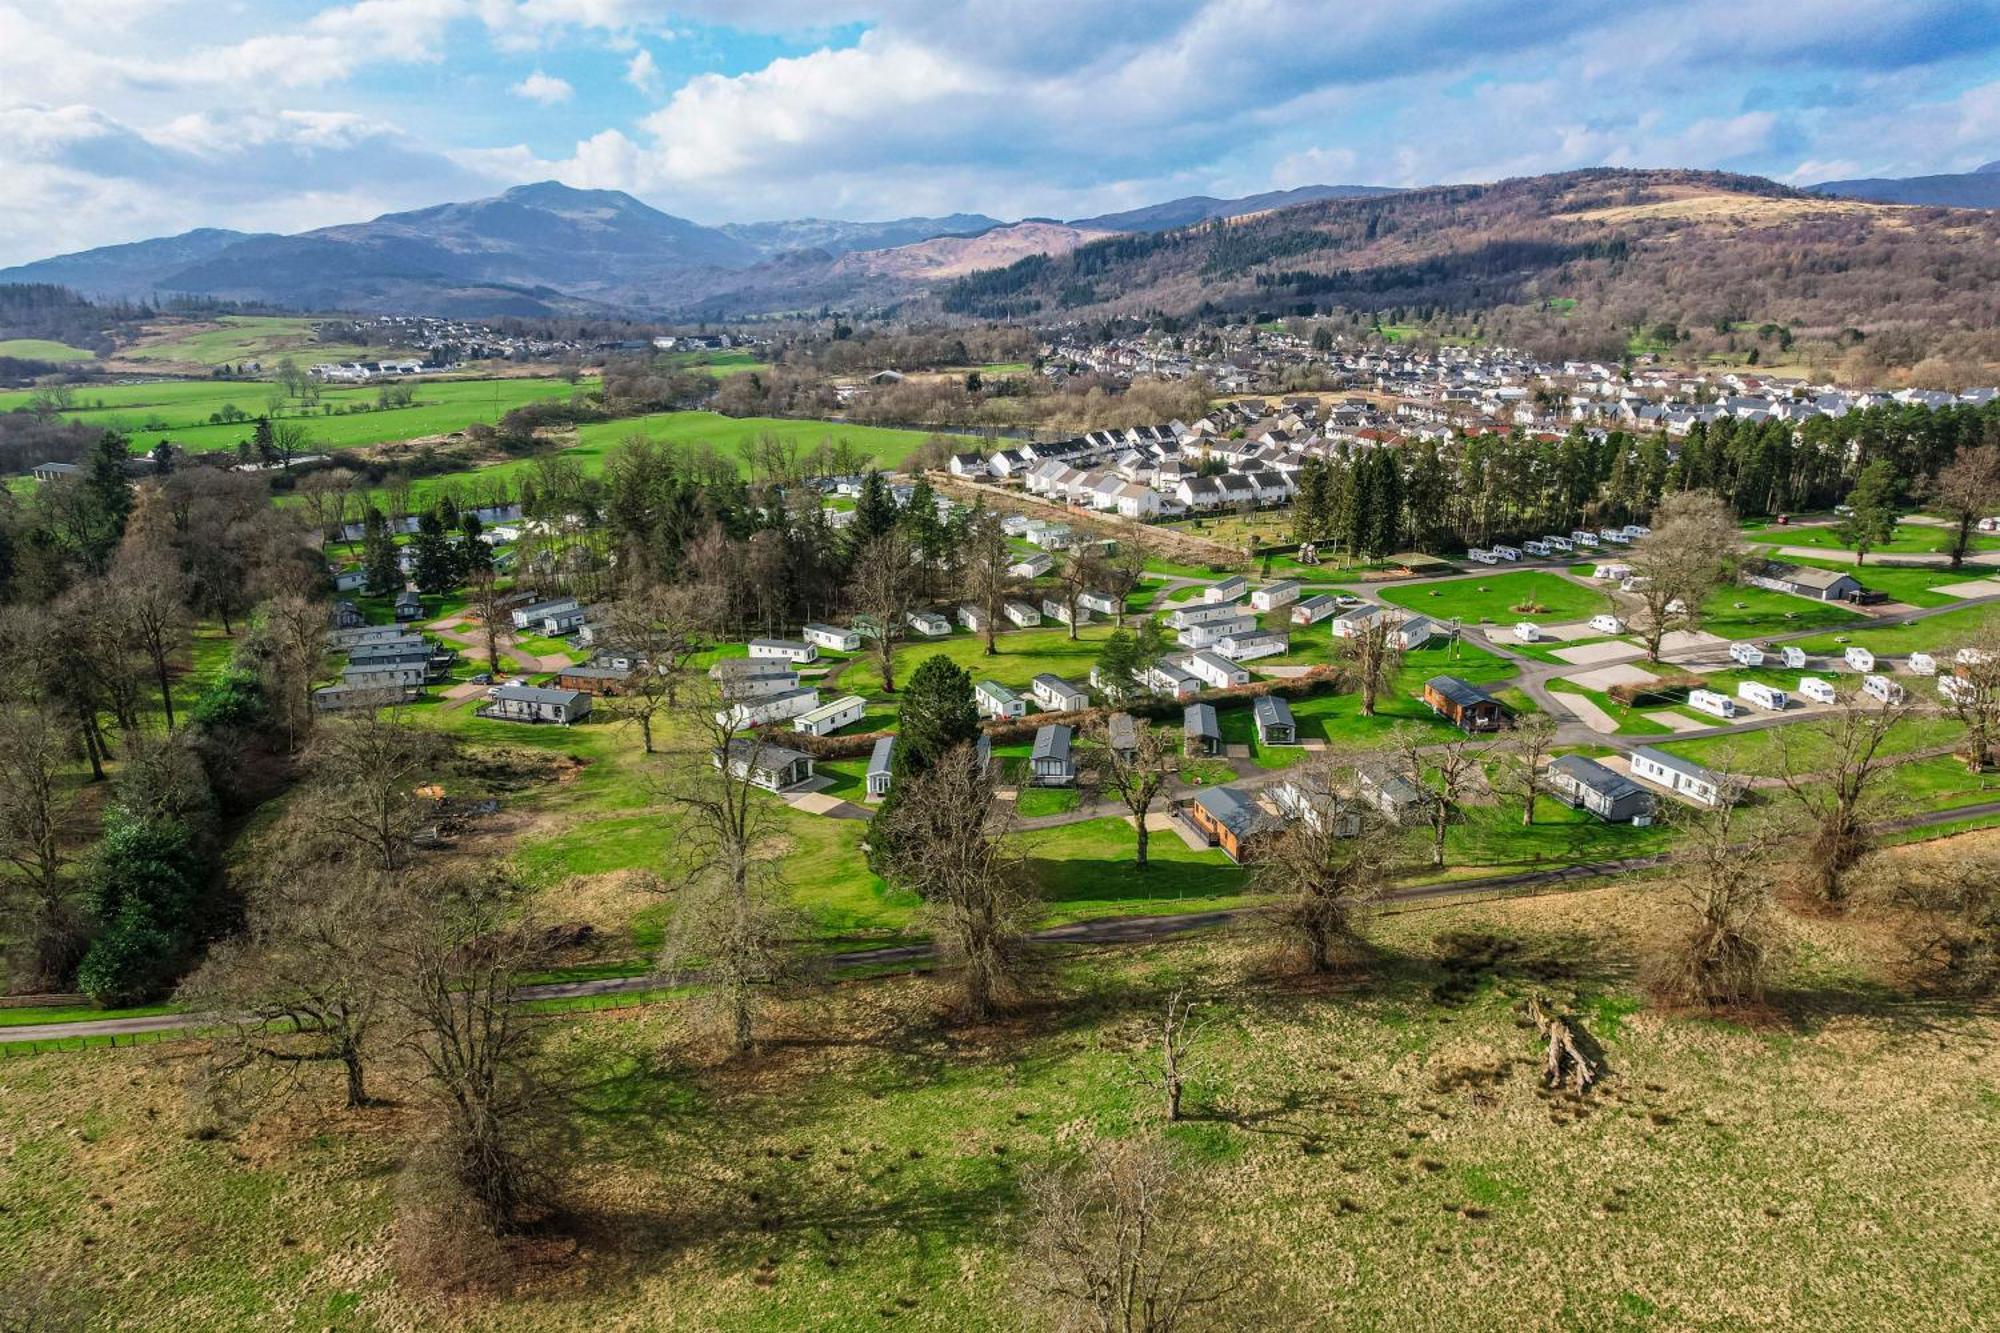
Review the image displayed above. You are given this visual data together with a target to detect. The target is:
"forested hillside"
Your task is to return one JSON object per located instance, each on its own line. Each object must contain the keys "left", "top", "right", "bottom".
{"left": 941, "top": 169, "right": 2000, "bottom": 377}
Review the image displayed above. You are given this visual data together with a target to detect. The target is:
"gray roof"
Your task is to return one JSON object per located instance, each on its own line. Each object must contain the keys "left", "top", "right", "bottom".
{"left": 1253, "top": 695, "right": 1294, "bottom": 727}
{"left": 722, "top": 738, "right": 811, "bottom": 771}
{"left": 1191, "top": 785, "right": 1273, "bottom": 838}
{"left": 491, "top": 684, "right": 585, "bottom": 707}
{"left": 1032, "top": 724, "right": 1074, "bottom": 763}
{"left": 1550, "top": 754, "right": 1644, "bottom": 801}
{"left": 1426, "top": 675, "right": 1496, "bottom": 709}
{"left": 867, "top": 735, "right": 896, "bottom": 778}
{"left": 1033, "top": 672, "right": 1085, "bottom": 696}
{"left": 1631, "top": 746, "right": 1717, "bottom": 783}
{"left": 1358, "top": 762, "right": 1425, "bottom": 807}
{"left": 1184, "top": 702, "right": 1220, "bottom": 737}
{"left": 1107, "top": 713, "right": 1138, "bottom": 750}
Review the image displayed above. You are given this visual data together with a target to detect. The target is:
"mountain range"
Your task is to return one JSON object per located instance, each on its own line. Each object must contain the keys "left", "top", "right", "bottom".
{"left": 1806, "top": 160, "right": 2000, "bottom": 209}
{"left": 0, "top": 181, "right": 1398, "bottom": 318}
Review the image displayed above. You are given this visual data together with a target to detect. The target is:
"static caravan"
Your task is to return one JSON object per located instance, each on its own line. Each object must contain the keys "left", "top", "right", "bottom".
{"left": 1571, "top": 530, "right": 1600, "bottom": 548}
{"left": 1545, "top": 534, "right": 1574, "bottom": 553}
{"left": 1629, "top": 746, "right": 1729, "bottom": 807}
{"left": 718, "top": 739, "right": 815, "bottom": 793}
{"left": 1909, "top": 652, "right": 1938, "bottom": 676}
{"left": 1145, "top": 660, "right": 1202, "bottom": 700}
{"left": 1179, "top": 615, "right": 1258, "bottom": 649}
{"left": 1548, "top": 754, "right": 1654, "bottom": 825}
{"left": 1424, "top": 675, "right": 1504, "bottom": 732}
{"left": 1170, "top": 602, "right": 1247, "bottom": 629}
{"left": 1798, "top": 676, "right": 1839, "bottom": 705}
{"left": 1251, "top": 580, "right": 1301, "bottom": 612}
{"left": 793, "top": 693, "right": 867, "bottom": 737}
{"left": 1004, "top": 600, "right": 1043, "bottom": 629}
{"left": 1008, "top": 552, "right": 1054, "bottom": 579}
{"left": 1329, "top": 605, "right": 1384, "bottom": 638}
{"left": 1216, "top": 630, "right": 1287, "bottom": 663}
{"left": 1184, "top": 650, "right": 1250, "bottom": 690}
{"left": 1491, "top": 544, "right": 1521, "bottom": 562}
{"left": 956, "top": 604, "right": 990, "bottom": 634}
{"left": 866, "top": 737, "right": 896, "bottom": 798}
{"left": 802, "top": 622, "right": 861, "bottom": 653}
{"left": 1515, "top": 621, "right": 1542, "bottom": 643}
{"left": 1205, "top": 575, "right": 1250, "bottom": 604}
{"left": 907, "top": 610, "right": 951, "bottom": 638}
{"left": 1863, "top": 674, "right": 1905, "bottom": 705}
{"left": 1031, "top": 673, "right": 1090, "bottom": 713}
{"left": 1029, "top": 725, "right": 1076, "bottom": 786}
{"left": 1844, "top": 646, "right": 1876, "bottom": 672}
{"left": 1183, "top": 703, "right": 1223, "bottom": 757}
{"left": 1737, "top": 681, "right": 1788, "bottom": 712}
{"left": 1041, "top": 598, "right": 1090, "bottom": 628}
{"left": 1728, "top": 642, "right": 1764, "bottom": 668}
{"left": 976, "top": 680, "right": 1025, "bottom": 719}
{"left": 1390, "top": 616, "right": 1436, "bottom": 651}
{"left": 718, "top": 687, "right": 821, "bottom": 729}
{"left": 749, "top": 637, "right": 818, "bottom": 664}
{"left": 1252, "top": 695, "right": 1296, "bottom": 745}
{"left": 479, "top": 684, "right": 591, "bottom": 726}
{"left": 511, "top": 597, "right": 580, "bottom": 630}
{"left": 1524, "top": 540, "right": 1552, "bottom": 558}
{"left": 1182, "top": 786, "right": 1278, "bottom": 864}
{"left": 1781, "top": 645, "right": 1807, "bottom": 669}
{"left": 1079, "top": 591, "right": 1120, "bottom": 616}
{"left": 1588, "top": 613, "right": 1626, "bottom": 635}
{"left": 1292, "top": 594, "right": 1339, "bottom": 625}
{"left": 1689, "top": 688, "right": 1737, "bottom": 719}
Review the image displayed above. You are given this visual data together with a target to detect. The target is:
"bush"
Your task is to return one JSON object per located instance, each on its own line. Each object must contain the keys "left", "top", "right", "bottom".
{"left": 75, "top": 815, "right": 207, "bottom": 1004}
{"left": 76, "top": 901, "right": 177, "bottom": 1006}
{"left": 191, "top": 667, "right": 266, "bottom": 730}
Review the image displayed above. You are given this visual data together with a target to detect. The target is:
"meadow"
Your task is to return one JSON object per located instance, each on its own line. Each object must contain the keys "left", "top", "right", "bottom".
{"left": 0, "top": 338, "right": 95, "bottom": 362}
{"left": 114, "top": 315, "right": 398, "bottom": 368}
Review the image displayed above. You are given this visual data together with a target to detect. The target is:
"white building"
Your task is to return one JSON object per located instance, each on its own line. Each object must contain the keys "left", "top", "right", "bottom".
{"left": 749, "top": 638, "right": 818, "bottom": 664}
{"left": 802, "top": 623, "right": 861, "bottom": 653}
{"left": 793, "top": 693, "right": 867, "bottom": 737}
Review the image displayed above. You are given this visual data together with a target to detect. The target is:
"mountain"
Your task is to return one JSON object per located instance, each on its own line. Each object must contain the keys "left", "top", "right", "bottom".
{"left": 1807, "top": 161, "right": 2000, "bottom": 209}
{"left": 1067, "top": 184, "right": 1399, "bottom": 233}
{"left": 0, "top": 228, "right": 265, "bottom": 299}
{"left": 933, "top": 168, "right": 2000, "bottom": 363}
{"left": 719, "top": 214, "right": 1004, "bottom": 258}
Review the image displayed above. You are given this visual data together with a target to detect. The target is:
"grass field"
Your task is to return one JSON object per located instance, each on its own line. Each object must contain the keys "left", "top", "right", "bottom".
{"left": 1699, "top": 583, "right": 1861, "bottom": 638}
{"left": 7, "top": 860, "right": 1998, "bottom": 1329}
{"left": 115, "top": 315, "right": 397, "bottom": 368}
{"left": 0, "top": 338, "right": 96, "bottom": 362}
{"left": 1380, "top": 571, "right": 1612, "bottom": 625}
{"left": 1795, "top": 600, "right": 2000, "bottom": 657}
{"left": 1745, "top": 519, "right": 2000, "bottom": 559}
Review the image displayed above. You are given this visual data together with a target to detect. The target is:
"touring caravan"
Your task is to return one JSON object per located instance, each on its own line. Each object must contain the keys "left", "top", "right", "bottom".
{"left": 1798, "top": 676, "right": 1838, "bottom": 705}
{"left": 1737, "top": 681, "right": 1788, "bottom": 712}
{"left": 1862, "top": 674, "right": 1905, "bottom": 705}
{"left": 1844, "top": 646, "right": 1876, "bottom": 672}
{"left": 1689, "top": 688, "right": 1737, "bottom": 719}
{"left": 1729, "top": 642, "right": 1764, "bottom": 668}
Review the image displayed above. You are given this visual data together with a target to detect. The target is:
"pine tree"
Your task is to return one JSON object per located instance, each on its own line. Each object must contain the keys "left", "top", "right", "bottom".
{"left": 251, "top": 415, "right": 278, "bottom": 466}
{"left": 458, "top": 512, "right": 493, "bottom": 579}
{"left": 362, "top": 508, "right": 400, "bottom": 595}
{"left": 410, "top": 510, "right": 460, "bottom": 595}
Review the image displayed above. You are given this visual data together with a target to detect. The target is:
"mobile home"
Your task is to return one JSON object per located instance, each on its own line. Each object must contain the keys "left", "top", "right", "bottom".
{"left": 1548, "top": 754, "right": 1654, "bottom": 824}
{"left": 1030, "top": 673, "right": 1090, "bottom": 713}
{"left": 976, "top": 680, "right": 1025, "bottom": 719}
{"left": 1004, "top": 600, "right": 1043, "bottom": 628}
{"left": 1184, "top": 650, "right": 1250, "bottom": 690}
{"left": 1183, "top": 703, "right": 1222, "bottom": 757}
{"left": 866, "top": 736, "right": 896, "bottom": 798}
{"left": 1292, "top": 594, "right": 1339, "bottom": 625}
{"left": 1029, "top": 725, "right": 1076, "bottom": 786}
{"left": 1629, "top": 746, "right": 1729, "bottom": 807}
{"left": 907, "top": 610, "right": 951, "bottom": 638}
{"left": 802, "top": 622, "right": 862, "bottom": 653}
{"left": 749, "top": 638, "right": 818, "bottom": 664}
{"left": 1250, "top": 580, "right": 1301, "bottom": 612}
{"left": 1252, "top": 695, "right": 1296, "bottom": 745}
{"left": 1205, "top": 575, "right": 1250, "bottom": 604}
{"left": 1424, "top": 675, "right": 1504, "bottom": 732}
{"left": 1909, "top": 652, "right": 1938, "bottom": 676}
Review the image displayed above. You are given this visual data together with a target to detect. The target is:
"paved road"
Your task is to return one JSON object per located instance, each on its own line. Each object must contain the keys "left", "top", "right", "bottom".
{"left": 18, "top": 797, "right": 2000, "bottom": 1046}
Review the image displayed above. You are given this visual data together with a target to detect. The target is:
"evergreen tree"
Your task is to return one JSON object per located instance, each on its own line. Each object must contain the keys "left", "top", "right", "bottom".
{"left": 458, "top": 512, "right": 493, "bottom": 579}
{"left": 1838, "top": 459, "right": 1904, "bottom": 566}
{"left": 361, "top": 507, "right": 400, "bottom": 595}
{"left": 251, "top": 415, "right": 278, "bottom": 466}
{"left": 849, "top": 469, "right": 898, "bottom": 549}
{"left": 410, "top": 509, "right": 460, "bottom": 594}
{"left": 79, "top": 430, "right": 133, "bottom": 571}
{"left": 872, "top": 654, "right": 982, "bottom": 871}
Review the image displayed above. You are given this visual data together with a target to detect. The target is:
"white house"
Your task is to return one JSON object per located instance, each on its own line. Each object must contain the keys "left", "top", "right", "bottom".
{"left": 802, "top": 623, "right": 861, "bottom": 653}
{"left": 1250, "top": 580, "right": 1301, "bottom": 611}
{"left": 793, "top": 693, "right": 867, "bottom": 737}
{"left": 1031, "top": 673, "right": 1090, "bottom": 712}
{"left": 1629, "top": 746, "right": 1729, "bottom": 807}
{"left": 907, "top": 610, "right": 951, "bottom": 638}
{"left": 1217, "top": 630, "right": 1289, "bottom": 662}
{"left": 749, "top": 638, "right": 818, "bottom": 664}
{"left": 1004, "top": 599, "right": 1043, "bottom": 628}
{"left": 1184, "top": 650, "right": 1250, "bottom": 689}
{"left": 976, "top": 680, "right": 1025, "bottom": 719}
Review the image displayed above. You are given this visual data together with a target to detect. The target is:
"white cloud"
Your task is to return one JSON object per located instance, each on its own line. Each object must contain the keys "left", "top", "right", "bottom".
{"left": 511, "top": 69, "right": 574, "bottom": 105}
{"left": 625, "top": 48, "right": 663, "bottom": 97}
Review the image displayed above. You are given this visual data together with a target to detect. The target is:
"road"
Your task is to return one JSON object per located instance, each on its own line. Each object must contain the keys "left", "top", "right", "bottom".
{"left": 16, "top": 797, "right": 2000, "bottom": 1046}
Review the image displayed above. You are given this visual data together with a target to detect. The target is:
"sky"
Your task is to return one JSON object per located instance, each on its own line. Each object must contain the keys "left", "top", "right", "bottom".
{"left": 2, "top": 0, "right": 1998, "bottom": 266}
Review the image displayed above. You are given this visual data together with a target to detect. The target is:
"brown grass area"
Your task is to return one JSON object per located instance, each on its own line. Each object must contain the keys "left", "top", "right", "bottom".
{"left": 2, "top": 858, "right": 1997, "bottom": 1329}
{"left": 1569, "top": 188, "right": 1897, "bottom": 226}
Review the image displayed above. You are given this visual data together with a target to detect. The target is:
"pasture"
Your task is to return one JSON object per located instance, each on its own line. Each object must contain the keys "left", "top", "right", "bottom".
{"left": 113, "top": 315, "right": 397, "bottom": 368}
{"left": 0, "top": 338, "right": 95, "bottom": 362}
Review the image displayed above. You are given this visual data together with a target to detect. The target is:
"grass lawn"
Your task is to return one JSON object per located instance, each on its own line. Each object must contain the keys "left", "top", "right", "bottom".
{"left": 1019, "top": 816, "right": 1247, "bottom": 919}
{"left": 1699, "top": 583, "right": 1862, "bottom": 639}
{"left": 1545, "top": 681, "right": 1676, "bottom": 736}
{"left": 1014, "top": 787, "right": 1080, "bottom": 818}
{"left": 1767, "top": 558, "right": 1970, "bottom": 609}
{"left": 1654, "top": 714, "right": 1963, "bottom": 778}
{"left": 1795, "top": 601, "right": 2000, "bottom": 658}
{"left": 0, "top": 338, "right": 96, "bottom": 362}
{"left": 1380, "top": 571, "right": 1612, "bottom": 626}
{"left": 847, "top": 624, "right": 1111, "bottom": 705}
{"left": 1744, "top": 519, "right": 2000, "bottom": 559}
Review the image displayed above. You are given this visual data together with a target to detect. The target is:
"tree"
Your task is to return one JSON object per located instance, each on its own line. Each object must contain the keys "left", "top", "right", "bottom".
{"left": 605, "top": 585, "right": 706, "bottom": 754}
{"left": 1022, "top": 1137, "right": 1256, "bottom": 1333}
{"left": 1086, "top": 717, "right": 1176, "bottom": 870}
{"left": 409, "top": 510, "right": 459, "bottom": 595}
{"left": 1252, "top": 756, "right": 1395, "bottom": 972}
{"left": 1837, "top": 459, "right": 1902, "bottom": 566}
{"left": 1148, "top": 990, "right": 1206, "bottom": 1124}
{"left": 961, "top": 509, "right": 1016, "bottom": 656}
{"left": 108, "top": 553, "right": 190, "bottom": 733}
{"left": 1943, "top": 630, "right": 2000, "bottom": 772}
{"left": 1872, "top": 847, "right": 2000, "bottom": 995}
{"left": 1498, "top": 713, "right": 1557, "bottom": 826}
{"left": 1626, "top": 491, "right": 1741, "bottom": 662}
{"left": 873, "top": 742, "right": 1036, "bottom": 1020}
{"left": 1924, "top": 444, "right": 2000, "bottom": 571}
{"left": 254, "top": 593, "right": 330, "bottom": 750}
{"left": 309, "top": 709, "right": 450, "bottom": 870}
{"left": 79, "top": 430, "right": 133, "bottom": 573}
{"left": 1393, "top": 726, "right": 1484, "bottom": 870}
{"left": 848, "top": 527, "right": 916, "bottom": 692}
{"left": 466, "top": 567, "right": 507, "bottom": 676}
{"left": 1052, "top": 551, "right": 1099, "bottom": 641}
{"left": 1337, "top": 612, "right": 1403, "bottom": 717}
{"left": 75, "top": 809, "right": 209, "bottom": 1005}
{"left": 361, "top": 507, "right": 400, "bottom": 596}
{"left": 1650, "top": 790, "right": 1782, "bottom": 1009}
{"left": 1775, "top": 691, "right": 1910, "bottom": 905}
{"left": 892, "top": 654, "right": 981, "bottom": 777}
{"left": 1099, "top": 531, "right": 1153, "bottom": 626}
{"left": 457, "top": 512, "right": 492, "bottom": 580}
{"left": 181, "top": 862, "right": 406, "bottom": 1108}
{"left": 655, "top": 679, "right": 810, "bottom": 1055}
{"left": 0, "top": 708, "right": 86, "bottom": 989}
{"left": 1093, "top": 623, "right": 1166, "bottom": 702}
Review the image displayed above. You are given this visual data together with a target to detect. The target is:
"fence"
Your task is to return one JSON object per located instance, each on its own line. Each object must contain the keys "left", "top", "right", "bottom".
{"left": 0, "top": 992, "right": 86, "bottom": 1009}
{"left": 0, "top": 1027, "right": 185, "bottom": 1057}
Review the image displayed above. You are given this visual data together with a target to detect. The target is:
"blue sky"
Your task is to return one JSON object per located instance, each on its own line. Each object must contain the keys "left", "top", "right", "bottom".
{"left": 1, "top": 0, "right": 1997, "bottom": 265}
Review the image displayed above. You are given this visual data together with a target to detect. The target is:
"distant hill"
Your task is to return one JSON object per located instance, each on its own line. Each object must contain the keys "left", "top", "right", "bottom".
{"left": 1807, "top": 161, "right": 2000, "bottom": 208}
{"left": 0, "top": 228, "right": 264, "bottom": 300}
{"left": 719, "top": 214, "right": 1004, "bottom": 258}
{"left": 1068, "top": 184, "right": 1399, "bottom": 232}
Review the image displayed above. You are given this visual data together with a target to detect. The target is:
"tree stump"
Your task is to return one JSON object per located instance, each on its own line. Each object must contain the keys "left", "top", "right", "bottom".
{"left": 1526, "top": 995, "right": 1600, "bottom": 1094}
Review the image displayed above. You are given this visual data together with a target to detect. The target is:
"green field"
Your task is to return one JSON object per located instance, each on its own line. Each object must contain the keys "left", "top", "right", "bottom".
{"left": 1380, "top": 571, "right": 1612, "bottom": 625}
{"left": 116, "top": 315, "right": 397, "bottom": 367}
{"left": 1699, "top": 583, "right": 1862, "bottom": 639}
{"left": 1795, "top": 600, "right": 2000, "bottom": 657}
{"left": 0, "top": 338, "right": 96, "bottom": 362}
{"left": 1745, "top": 519, "right": 2000, "bottom": 560}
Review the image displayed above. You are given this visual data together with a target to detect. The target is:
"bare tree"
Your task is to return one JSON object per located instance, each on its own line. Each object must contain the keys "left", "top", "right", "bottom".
{"left": 0, "top": 708, "right": 86, "bottom": 989}
{"left": 606, "top": 584, "right": 706, "bottom": 754}
{"left": 108, "top": 553, "right": 190, "bottom": 732}
{"left": 1775, "top": 690, "right": 1910, "bottom": 905}
{"left": 1626, "top": 491, "right": 1742, "bottom": 662}
{"left": 1052, "top": 551, "right": 1101, "bottom": 642}
{"left": 1150, "top": 990, "right": 1208, "bottom": 1123}
{"left": 180, "top": 862, "right": 406, "bottom": 1108}
{"left": 1498, "top": 713, "right": 1557, "bottom": 826}
{"left": 1393, "top": 726, "right": 1485, "bottom": 870}
{"left": 309, "top": 709, "right": 450, "bottom": 870}
{"left": 1650, "top": 789, "right": 1783, "bottom": 1009}
{"left": 1086, "top": 718, "right": 1176, "bottom": 870}
{"left": 1943, "top": 631, "right": 2000, "bottom": 772}
{"left": 1337, "top": 612, "right": 1403, "bottom": 717}
{"left": 255, "top": 593, "right": 330, "bottom": 750}
{"left": 466, "top": 567, "right": 507, "bottom": 676}
{"left": 1022, "top": 1137, "right": 1256, "bottom": 1333}
{"left": 961, "top": 509, "right": 1017, "bottom": 656}
{"left": 1870, "top": 847, "right": 2000, "bottom": 994}
{"left": 655, "top": 678, "right": 810, "bottom": 1055}
{"left": 1099, "top": 530, "right": 1154, "bottom": 626}
{"left": 1253, "top": 756, "right": 1395, "bottom": 972}
{"left": 1925, "top": 443, "right": 2000, "bottom": 571}
{"left": 848, "top": 527, "right": 916, "bottom": 692}
{"left": 873, "top": 742, "right": 1037, "bottom": 1020}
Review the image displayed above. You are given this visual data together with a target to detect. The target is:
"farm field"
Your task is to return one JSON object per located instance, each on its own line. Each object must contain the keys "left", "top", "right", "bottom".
{"left": 1380, "top": 570, "right": 1613, "bottom": 625}
{"left": 0, "top": 338, "right": 95, "bottom": 362}
{"left": 7, "top": 867, "right": 1999, "bottom": 1329}
{"left": 113, "top": 315, "right": 399, "bottom": 368}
